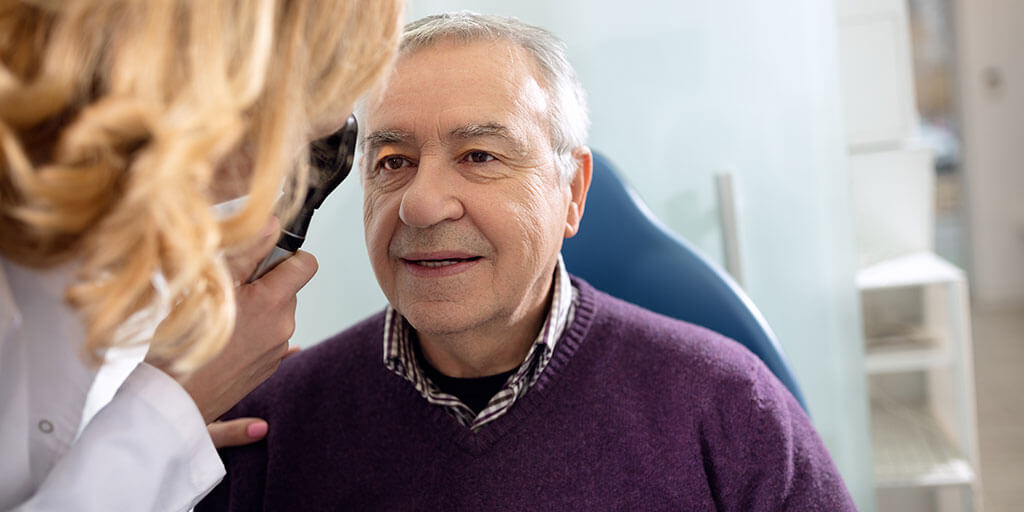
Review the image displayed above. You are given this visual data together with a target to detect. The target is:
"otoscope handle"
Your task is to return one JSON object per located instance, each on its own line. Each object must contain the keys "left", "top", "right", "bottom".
{"left": 247, "top": 230, "right": 305, "bottom": 282}
{"left": 245, "top": 114, "right": 356, "bottom": 283}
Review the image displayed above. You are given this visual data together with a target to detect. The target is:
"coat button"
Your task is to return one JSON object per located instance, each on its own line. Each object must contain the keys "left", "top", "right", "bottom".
{"left": 38, "top": 419, "right": 54, "bottom": 434}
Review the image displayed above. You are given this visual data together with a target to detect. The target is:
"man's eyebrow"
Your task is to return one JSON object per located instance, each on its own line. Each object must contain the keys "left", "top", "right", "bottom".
{"left": 449, "top": 123, "right": 528, "bottom": 157}
{"left": 361, "top": 128, "right": 412, "bottom": 153}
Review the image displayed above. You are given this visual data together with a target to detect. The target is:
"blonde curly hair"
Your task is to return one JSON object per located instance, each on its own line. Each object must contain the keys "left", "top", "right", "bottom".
{"left": 0, "top": 0, "right": 402, "bottom": 371}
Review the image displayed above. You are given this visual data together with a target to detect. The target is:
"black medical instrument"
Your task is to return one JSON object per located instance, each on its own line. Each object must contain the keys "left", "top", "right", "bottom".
{"left": 248, "top": 115, "right": 358, "bottom": 282}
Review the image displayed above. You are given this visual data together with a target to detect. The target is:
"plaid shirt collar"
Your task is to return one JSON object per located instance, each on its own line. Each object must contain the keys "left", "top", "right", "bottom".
{"left": 383, "top": 255, "right": 577, "bottom": 431}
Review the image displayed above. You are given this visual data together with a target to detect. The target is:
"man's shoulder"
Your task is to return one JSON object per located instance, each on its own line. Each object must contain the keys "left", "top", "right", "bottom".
{"left": 578, "top": 278, "right": 809, "bottom": 446}
{"left": 571, "top": 284, "right": 854, "bottom": 510}
{"left": 581, "top": 279, "right": 761, "bottom": 373}
{"left": 575, "top": 278, "right": 783, "bottom": 406}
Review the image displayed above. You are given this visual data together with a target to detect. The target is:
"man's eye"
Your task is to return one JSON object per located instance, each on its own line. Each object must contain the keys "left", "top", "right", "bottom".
{"left": 379, "top": 156, "right": 410, "bottom": 171}
{"left": 465, "top": 151, "right": 495, "bottom": 164}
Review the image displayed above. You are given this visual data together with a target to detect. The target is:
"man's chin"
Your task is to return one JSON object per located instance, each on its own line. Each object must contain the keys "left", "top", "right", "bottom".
{"left": 400, "top": 302, "right": 482, "bottom": 339}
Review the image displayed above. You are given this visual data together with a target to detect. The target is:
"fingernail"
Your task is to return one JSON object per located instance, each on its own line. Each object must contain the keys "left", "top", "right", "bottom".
{"left": 247, "top": 421, "right": 269, "bottom": 439}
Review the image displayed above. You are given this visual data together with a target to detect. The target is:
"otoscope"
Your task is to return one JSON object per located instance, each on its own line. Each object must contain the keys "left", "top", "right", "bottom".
{"left": 248, "top": 115, "right": 358, "bottom": 282}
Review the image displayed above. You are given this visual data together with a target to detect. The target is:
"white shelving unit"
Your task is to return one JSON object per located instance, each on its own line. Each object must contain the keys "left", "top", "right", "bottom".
{"left": 836, "top": 0, "right": 984, "bottom": 508}
{"left": 857, "top": 252, "right": 981, "bottom": 511}
{"left": 871, "top": 404, "right": 975, "bottom": 488}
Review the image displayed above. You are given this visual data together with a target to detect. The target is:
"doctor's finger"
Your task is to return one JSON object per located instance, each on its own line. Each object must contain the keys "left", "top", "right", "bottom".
{"left": 249, "top": 250, "right": 318, "bottom": 297}
{"left": 208, "top": 418, "right": 269, "bottom": 449}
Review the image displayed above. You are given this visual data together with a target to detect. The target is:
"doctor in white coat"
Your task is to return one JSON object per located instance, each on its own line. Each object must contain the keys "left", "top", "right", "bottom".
{"left": 0, "top": 1, "right": 402, "bottom": 510}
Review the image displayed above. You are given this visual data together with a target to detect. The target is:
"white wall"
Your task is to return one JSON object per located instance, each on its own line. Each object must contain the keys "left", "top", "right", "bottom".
{"left": 293, "top": 1, "right": 874, "bottom": 509}
{"left": 956, "top": 0, "right": 1024, "bottom": 308}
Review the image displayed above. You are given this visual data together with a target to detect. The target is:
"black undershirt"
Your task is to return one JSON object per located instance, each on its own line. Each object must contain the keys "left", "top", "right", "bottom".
{"left": 413, "top": 338, "right": 518, "bottom": 415}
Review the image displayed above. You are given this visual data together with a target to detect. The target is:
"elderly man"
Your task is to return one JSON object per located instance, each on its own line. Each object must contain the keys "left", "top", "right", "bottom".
{"left": 201, "top": 13, "right": 856, "bottom": 511}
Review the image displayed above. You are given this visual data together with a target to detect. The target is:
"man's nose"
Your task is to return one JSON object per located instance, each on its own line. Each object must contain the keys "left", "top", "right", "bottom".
{"left": 398, "top": 158, "right": 465, "bottom": 228}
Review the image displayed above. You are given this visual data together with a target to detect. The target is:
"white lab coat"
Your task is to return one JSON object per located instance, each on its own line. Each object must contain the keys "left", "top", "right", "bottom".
{"left": 0, "top": 258, "right": 224, "bottom": 511}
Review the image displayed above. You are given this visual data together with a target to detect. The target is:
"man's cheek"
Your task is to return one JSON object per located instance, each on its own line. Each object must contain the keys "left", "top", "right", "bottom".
{"left": 362, "top": 186, "right": 395, "bottom": 228}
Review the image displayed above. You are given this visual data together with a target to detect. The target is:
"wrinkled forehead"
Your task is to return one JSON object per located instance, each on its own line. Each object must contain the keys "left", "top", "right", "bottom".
{"left": 360, "top": 38, "right": 550, "bottom": 149}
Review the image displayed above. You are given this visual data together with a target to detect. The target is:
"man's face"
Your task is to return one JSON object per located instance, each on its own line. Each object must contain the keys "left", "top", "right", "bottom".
{"left": 361, "top": 39, "right": 582, "bottom": 339}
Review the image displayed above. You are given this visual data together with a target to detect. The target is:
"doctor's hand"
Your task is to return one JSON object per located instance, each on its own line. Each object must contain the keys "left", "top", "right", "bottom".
{"left": 148, "top": 217, "right": 317, "bottom": 433}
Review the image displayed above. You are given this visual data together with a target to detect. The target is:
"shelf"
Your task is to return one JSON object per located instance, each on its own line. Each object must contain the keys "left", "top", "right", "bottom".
{"left": 864, "top": 328, "right": 951, "bottom": 373}
{"left": 857, "top": 251, "right": 965, "bottom": 290}
{"left": 871, "top": 403, "right": 975, "bottom": 489}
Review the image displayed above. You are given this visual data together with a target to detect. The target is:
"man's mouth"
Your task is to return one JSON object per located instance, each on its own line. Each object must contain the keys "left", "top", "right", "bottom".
{"left": 403, "top": 256, "right": 482, "bottom": 268}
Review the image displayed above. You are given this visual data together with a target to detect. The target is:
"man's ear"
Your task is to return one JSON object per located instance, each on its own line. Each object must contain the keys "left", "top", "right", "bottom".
{"left": 563, "top": 146, "right": 593, "bottom": 239}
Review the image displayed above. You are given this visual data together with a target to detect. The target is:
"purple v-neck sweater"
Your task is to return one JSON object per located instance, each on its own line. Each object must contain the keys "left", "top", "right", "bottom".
{"left": 200, "top": 277, "right": 856, "bottom": 511}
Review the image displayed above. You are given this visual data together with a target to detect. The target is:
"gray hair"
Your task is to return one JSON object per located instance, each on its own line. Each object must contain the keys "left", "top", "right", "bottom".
{"left": 401, "top": 12, "right": 590, "bottom": 181}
